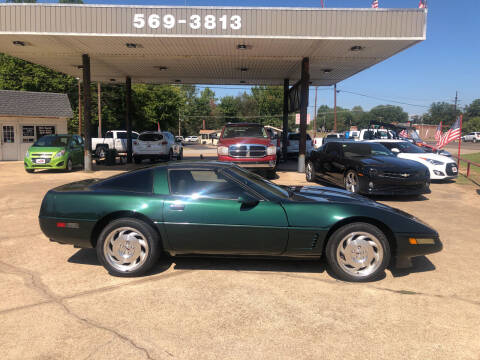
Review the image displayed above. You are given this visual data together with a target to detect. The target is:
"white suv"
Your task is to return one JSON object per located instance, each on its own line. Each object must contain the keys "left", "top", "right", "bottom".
{"left": 463, "top": 132, "right": 480, "bottom": 143}
{"left": 133, "top": 131, "right": 183, "bottom": 164}
{"left": 370, "top": 140, "right": 458, "bottom": 180}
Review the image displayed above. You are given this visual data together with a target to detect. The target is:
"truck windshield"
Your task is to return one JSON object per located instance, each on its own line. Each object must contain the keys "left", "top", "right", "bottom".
{"left": 34, "top": 135, "right": 69, "bottom": 147}
{"left": 222, "top": 126, "right": 267, "bottom": 139}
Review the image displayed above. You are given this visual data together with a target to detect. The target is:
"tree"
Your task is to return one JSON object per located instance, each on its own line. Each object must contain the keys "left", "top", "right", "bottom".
{"left": 423, "top": 102, "right": 459, "bottom": 126}
{"left": 250, "top": 86, "right": 284, "bottom": 126}
{"left": 463, "top": 117, "right": 480, "bottom": 133}
{"left": 218, "top": 96, "right": 241, "bottom": 123}
{"left": 464, "top": 99, "right": 480, "bottom": 119}
{"left": 368, "top": 105, "right": 408, "bottom": 124}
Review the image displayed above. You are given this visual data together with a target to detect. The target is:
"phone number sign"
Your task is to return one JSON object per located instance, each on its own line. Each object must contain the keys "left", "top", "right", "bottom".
{"left": 133, "top": 13, "right": 242, "bottom": 31}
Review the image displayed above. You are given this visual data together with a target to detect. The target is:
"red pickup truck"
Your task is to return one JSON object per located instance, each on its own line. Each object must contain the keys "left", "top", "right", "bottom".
{"left": 217, "top": 123, "right": 278, "bottom": 178}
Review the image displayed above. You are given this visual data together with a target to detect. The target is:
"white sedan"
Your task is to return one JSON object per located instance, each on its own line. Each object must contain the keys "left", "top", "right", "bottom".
{"left": 133, "top": 131, "right": 183, "bottom": 164}
{"left": 370, "top": 140, "right": 458, "bottom": 180}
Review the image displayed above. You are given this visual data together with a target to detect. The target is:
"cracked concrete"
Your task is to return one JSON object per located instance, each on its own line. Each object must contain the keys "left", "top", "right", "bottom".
{"left": 1, "top": 155, "right": 480, "bottom": 360}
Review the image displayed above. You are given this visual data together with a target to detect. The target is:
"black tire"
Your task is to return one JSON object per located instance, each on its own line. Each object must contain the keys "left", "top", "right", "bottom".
{"left": 134, "top": 156, "right": 142, "bottom": 164}
{"left": 25, "top": 168, "right": 34, "bottom": 173}
{"left": 66, "top": 158, "right": 73, "bottom": 172}
{"left": 96, "top": 146, "right": 107, "bottom": 159}
{"left": 169, "top": 149, "right": 174, "bottom": 161}
{"left": 96, "top": 218, "right": 161, "bottom": 277}
{"left": 325, "top": 222, "right": 391, "bottom": 282}
{"left": 306, "top": 161, "right": 315, "bottom": 182}
{"left": 177, "top": 148, "right": 183, "bottom": 160}
{"left": 266, "top": 169, "right": 276, "bottom": 180}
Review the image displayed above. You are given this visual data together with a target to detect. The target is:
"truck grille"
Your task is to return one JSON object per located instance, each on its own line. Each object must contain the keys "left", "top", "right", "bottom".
{"left": 229, "top": 144, "right": 266, "bottom": 158}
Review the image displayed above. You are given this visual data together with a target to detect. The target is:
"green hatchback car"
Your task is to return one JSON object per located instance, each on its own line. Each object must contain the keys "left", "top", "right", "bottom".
{"left": 25, "top": 134, "right": 84, "bottom": 173}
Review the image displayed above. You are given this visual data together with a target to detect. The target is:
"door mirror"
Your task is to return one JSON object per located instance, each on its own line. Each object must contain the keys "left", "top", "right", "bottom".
{"left": 390, "top": 147, "right": 400, "bottom": 154}
{"left": 238, "top": 194, "right": 259, "bottom": 208}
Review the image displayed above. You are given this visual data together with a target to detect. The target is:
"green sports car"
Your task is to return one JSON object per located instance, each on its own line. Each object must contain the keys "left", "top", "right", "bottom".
{"left": 25, "top": 134, "right": 84, "bottom": 173}
{"left": 39, "top": 161, "right": 442, "bottom": 282}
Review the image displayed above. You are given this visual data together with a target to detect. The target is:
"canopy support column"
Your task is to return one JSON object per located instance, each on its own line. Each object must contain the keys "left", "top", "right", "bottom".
{"left": 82, "top": 54, "right": 92, "bottom": 172}
{"left": 282, "top": 78, "right": 289, "bottom": 162}
{"left": 298, "top": 57, "right": 309, "bottom": 173}
{"left": 125, "top": 76, "right": 132, "bottom": 164}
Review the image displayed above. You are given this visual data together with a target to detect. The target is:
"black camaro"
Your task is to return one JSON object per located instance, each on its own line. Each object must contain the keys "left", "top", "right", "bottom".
{"left": 306, "top": 141, "right": 430, "bottom": 196}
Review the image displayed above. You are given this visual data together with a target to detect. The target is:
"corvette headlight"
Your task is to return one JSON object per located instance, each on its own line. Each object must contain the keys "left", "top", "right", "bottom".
{"left": 266, "top": 146, "right": 277, "bottom": 156}
{"left": 217, "top": 146, "right": 229, "bottom": 156}
{"left": 54, "top": 149, "right": 65, "bottom": 158}
{"left": 420, "top": 157, "right": 444, "bottom": 166}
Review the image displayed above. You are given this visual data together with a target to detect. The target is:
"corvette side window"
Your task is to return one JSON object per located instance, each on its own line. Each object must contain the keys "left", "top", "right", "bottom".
{"left": 169, "top": 169, "right": 249, "bottom": 200}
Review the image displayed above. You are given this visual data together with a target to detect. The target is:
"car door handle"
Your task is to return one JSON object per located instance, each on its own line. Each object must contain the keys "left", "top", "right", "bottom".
{"left": 169, "top": 203, "right": 185, "bottom": 211}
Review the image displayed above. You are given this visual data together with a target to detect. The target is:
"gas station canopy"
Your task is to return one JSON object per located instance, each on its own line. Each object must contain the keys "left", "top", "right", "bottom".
{"left": 0, "top": 4, "right": 426, "bottom": 85}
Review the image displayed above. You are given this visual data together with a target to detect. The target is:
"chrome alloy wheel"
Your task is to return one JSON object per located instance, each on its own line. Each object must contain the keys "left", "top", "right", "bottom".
{"left": 336, "top": 232, "right": 384, "bottom": 277}
{"left": 345, "top": 171, "right": 359, "bottom": 193}
{"left": 103, "top": 227, "right": 149, "bottom": 273}
{"left": 306, "top": 162, "right": 314, "bottom": 181}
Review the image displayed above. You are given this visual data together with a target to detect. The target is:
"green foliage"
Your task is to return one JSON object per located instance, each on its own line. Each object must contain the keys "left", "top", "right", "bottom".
{"left": 369, "top": 105, "right": 408, "bottom": 124}
{"left": 423, "top": 102, "right": 460, "bottom": 126}
{"left": 463, "top": 117, "right": 480, "bottom": 133}
{"left": 464, "top": 99, "right": 480, "bottom": 119}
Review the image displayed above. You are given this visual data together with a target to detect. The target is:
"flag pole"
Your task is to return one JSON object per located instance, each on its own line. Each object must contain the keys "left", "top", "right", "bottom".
{"left": 457, "top": 115, "right": 463, "bottom": 167}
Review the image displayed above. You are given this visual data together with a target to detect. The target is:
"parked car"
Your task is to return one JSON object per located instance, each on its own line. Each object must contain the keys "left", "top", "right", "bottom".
{"left": 462, "top": 132, "right": 480, "bottom": 143}
{"left": 313, "top": 133, "right": 344, "bottom": 149}
{"left": 133, "top": 131, "right": 182, "bottom": 164}
{"left": 39, "top": 161, "right": 442, "bottom": 282}
{"left": 217, "top": 123, "right": 277, "bottom": 178}
{"left": 91, "top": 130, "right": 139, "bottom": 159}
{"left": 306, "top": 141, "right": 430, "bottom": 196}
{"left": 287, "top": 132, "right": 314, "bottom": 157}
{"left": 370, "top": 140, "right": 458, "bottom": 180}
{"left": 184, "top": 136, "right": 199, "bottom": 144}
{"left": 24, "top": 134, "right": 84, "bottom": 173}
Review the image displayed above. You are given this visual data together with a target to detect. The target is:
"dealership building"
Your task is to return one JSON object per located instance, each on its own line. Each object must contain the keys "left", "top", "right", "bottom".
{"left": 0, "top": 3, "right": 427, "bottom": 169}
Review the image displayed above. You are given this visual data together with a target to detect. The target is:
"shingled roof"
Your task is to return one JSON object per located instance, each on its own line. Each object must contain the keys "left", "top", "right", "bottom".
{"left": 0, "top": 90, "right": 73, "bottom": 118}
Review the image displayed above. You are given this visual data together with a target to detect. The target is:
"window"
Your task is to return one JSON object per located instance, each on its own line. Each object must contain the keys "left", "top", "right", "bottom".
{"left": 222, "top": 125, "right": 267, "bottom": 139}
{"left": 169, "top": 169, "right": 249, "bottom": 200}
{"left": 105, "top": 132, "right": 113, "bottom": 138}
{"left": 324, "top": 143, "right": 341, "bottom": 156}
{"left": 288, "top": 133, "right": 312, "bottom": 141}
{"left": 35, "top": 126, "right": 55, "bottom": 140}
{"left": 3, "top": 126, "right": 14, "bottom": 143}
{"left": 94, "top": 169, "right": 153, "bottom": 193}
{"left": 116, "top": 132, "right": 127, "bottom": 139}
{"left": 139, "top": 133, "right": 163, "bottom": 142}
{"left": 34, "top": 135, "right": 69, "bottom": 147}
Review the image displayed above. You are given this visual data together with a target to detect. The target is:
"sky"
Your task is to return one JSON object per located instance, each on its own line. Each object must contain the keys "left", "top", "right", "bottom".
{"left": 8, "top": 0, "right": 480, "bottom": 117}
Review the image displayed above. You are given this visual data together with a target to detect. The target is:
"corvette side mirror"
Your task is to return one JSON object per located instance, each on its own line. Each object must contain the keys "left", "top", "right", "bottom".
{"left": 238, "top": 194, "right": 259, "bottom": 208}
{"left": 391, "top": 148, "right": 400, "bottom": 154}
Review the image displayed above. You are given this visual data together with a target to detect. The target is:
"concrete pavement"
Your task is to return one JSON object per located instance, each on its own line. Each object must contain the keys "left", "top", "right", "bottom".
{"left": 0, "top": 158, "right": 479, "bottom": 360}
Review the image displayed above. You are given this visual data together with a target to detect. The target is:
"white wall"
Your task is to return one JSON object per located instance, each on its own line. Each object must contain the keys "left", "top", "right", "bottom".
{"left": 0, "top": 116, "right": 68, "bottom": 161}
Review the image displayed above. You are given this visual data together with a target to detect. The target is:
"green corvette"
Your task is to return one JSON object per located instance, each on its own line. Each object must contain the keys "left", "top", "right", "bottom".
{"left": 25, "top": 134, "right": 84, "bottom": 173}
{"left": 39, "top": 161, "right": 442, "bottom": 281}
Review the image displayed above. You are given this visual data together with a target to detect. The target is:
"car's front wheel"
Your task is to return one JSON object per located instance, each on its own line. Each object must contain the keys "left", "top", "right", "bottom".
{"left": 325, "top": 222, "right": 391, "bottom": 282}
{"left": 97, "top": 218, "right": 160, "bottom": 277}
{"left": 66, "top": 159, "right": 73, "bottom": 172}
{"left": 344, "top": 170, "right": 360, "bottom": 193}
{"left": 306, "top": 161, "right": 315, "bottom": 182}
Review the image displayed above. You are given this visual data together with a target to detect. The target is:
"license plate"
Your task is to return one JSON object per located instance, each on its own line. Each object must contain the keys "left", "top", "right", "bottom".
{"left": 452, "top": 167, "right": 457, "bottom": 173}
{"left": 35, "top": 159, "right": 45, "bottom": 164}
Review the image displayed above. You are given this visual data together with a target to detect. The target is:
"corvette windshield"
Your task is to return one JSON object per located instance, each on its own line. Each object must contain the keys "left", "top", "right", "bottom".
{"left": 33, "top": 135, "right": 69, "bottom": 147}
{"left": 229, "top": 166, "right": 289, "bottom": 198}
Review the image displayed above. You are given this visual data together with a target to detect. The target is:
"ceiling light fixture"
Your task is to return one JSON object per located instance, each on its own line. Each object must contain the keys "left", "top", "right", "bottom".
{"left": 240, "top": 67, "right": 248, "bottom": 72}
{"left": 240, "top": 80, "right": 246, "bottom": 84}
{"left": 126, "top": 43, "right": 138, "bottom": 48}
{"left": 12, "top": 40, "right": 26, "bottom": 46}
{"left": 174, "top": 79, "right": 181, "bottom": 83}
{"left": 157, "top": 66, "right": 168, "bottom": 71}
{"left": 323, "top": 69, "right": 333, "bottom": 73}
{"left": 110, "top": 78, "right": 116, "bottom": 82}
{"left": 237, "top": 44, "right": 249, "bottom": 50}
{"left": 350, "top": 45, "right": 364, "bottom": 52}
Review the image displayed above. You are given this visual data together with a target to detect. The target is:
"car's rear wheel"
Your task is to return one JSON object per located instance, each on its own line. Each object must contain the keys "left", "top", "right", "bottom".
{"left": 344, "top": 170, "right": 359, "bottom": 193}
{"left": 325, "top": 222, "right": 390, "bottom": 282}
{"left": 96, "top": 218, "right": 160, "bottom": 277}
{"left": 306, "top": 161, "right": 315, "bottom": 182}
{"left": 177, "top": 148, "right": 183, "bottom": 160}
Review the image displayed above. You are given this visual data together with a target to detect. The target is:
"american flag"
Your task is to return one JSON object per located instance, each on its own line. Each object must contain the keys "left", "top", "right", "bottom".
{"left": 435, "top": 121, "right": 442, "bottom": 145}
{"left": 418, "top": 0, "right": 427, "bottom": 9}
{"left": 371, "top": 0, "right": 379, "bottom": 8}
{"left": 437, "top": 117, "right": 461, "bottom": 149}
{"left": 399, "top": 129, "right": 408, "bottom": 138}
